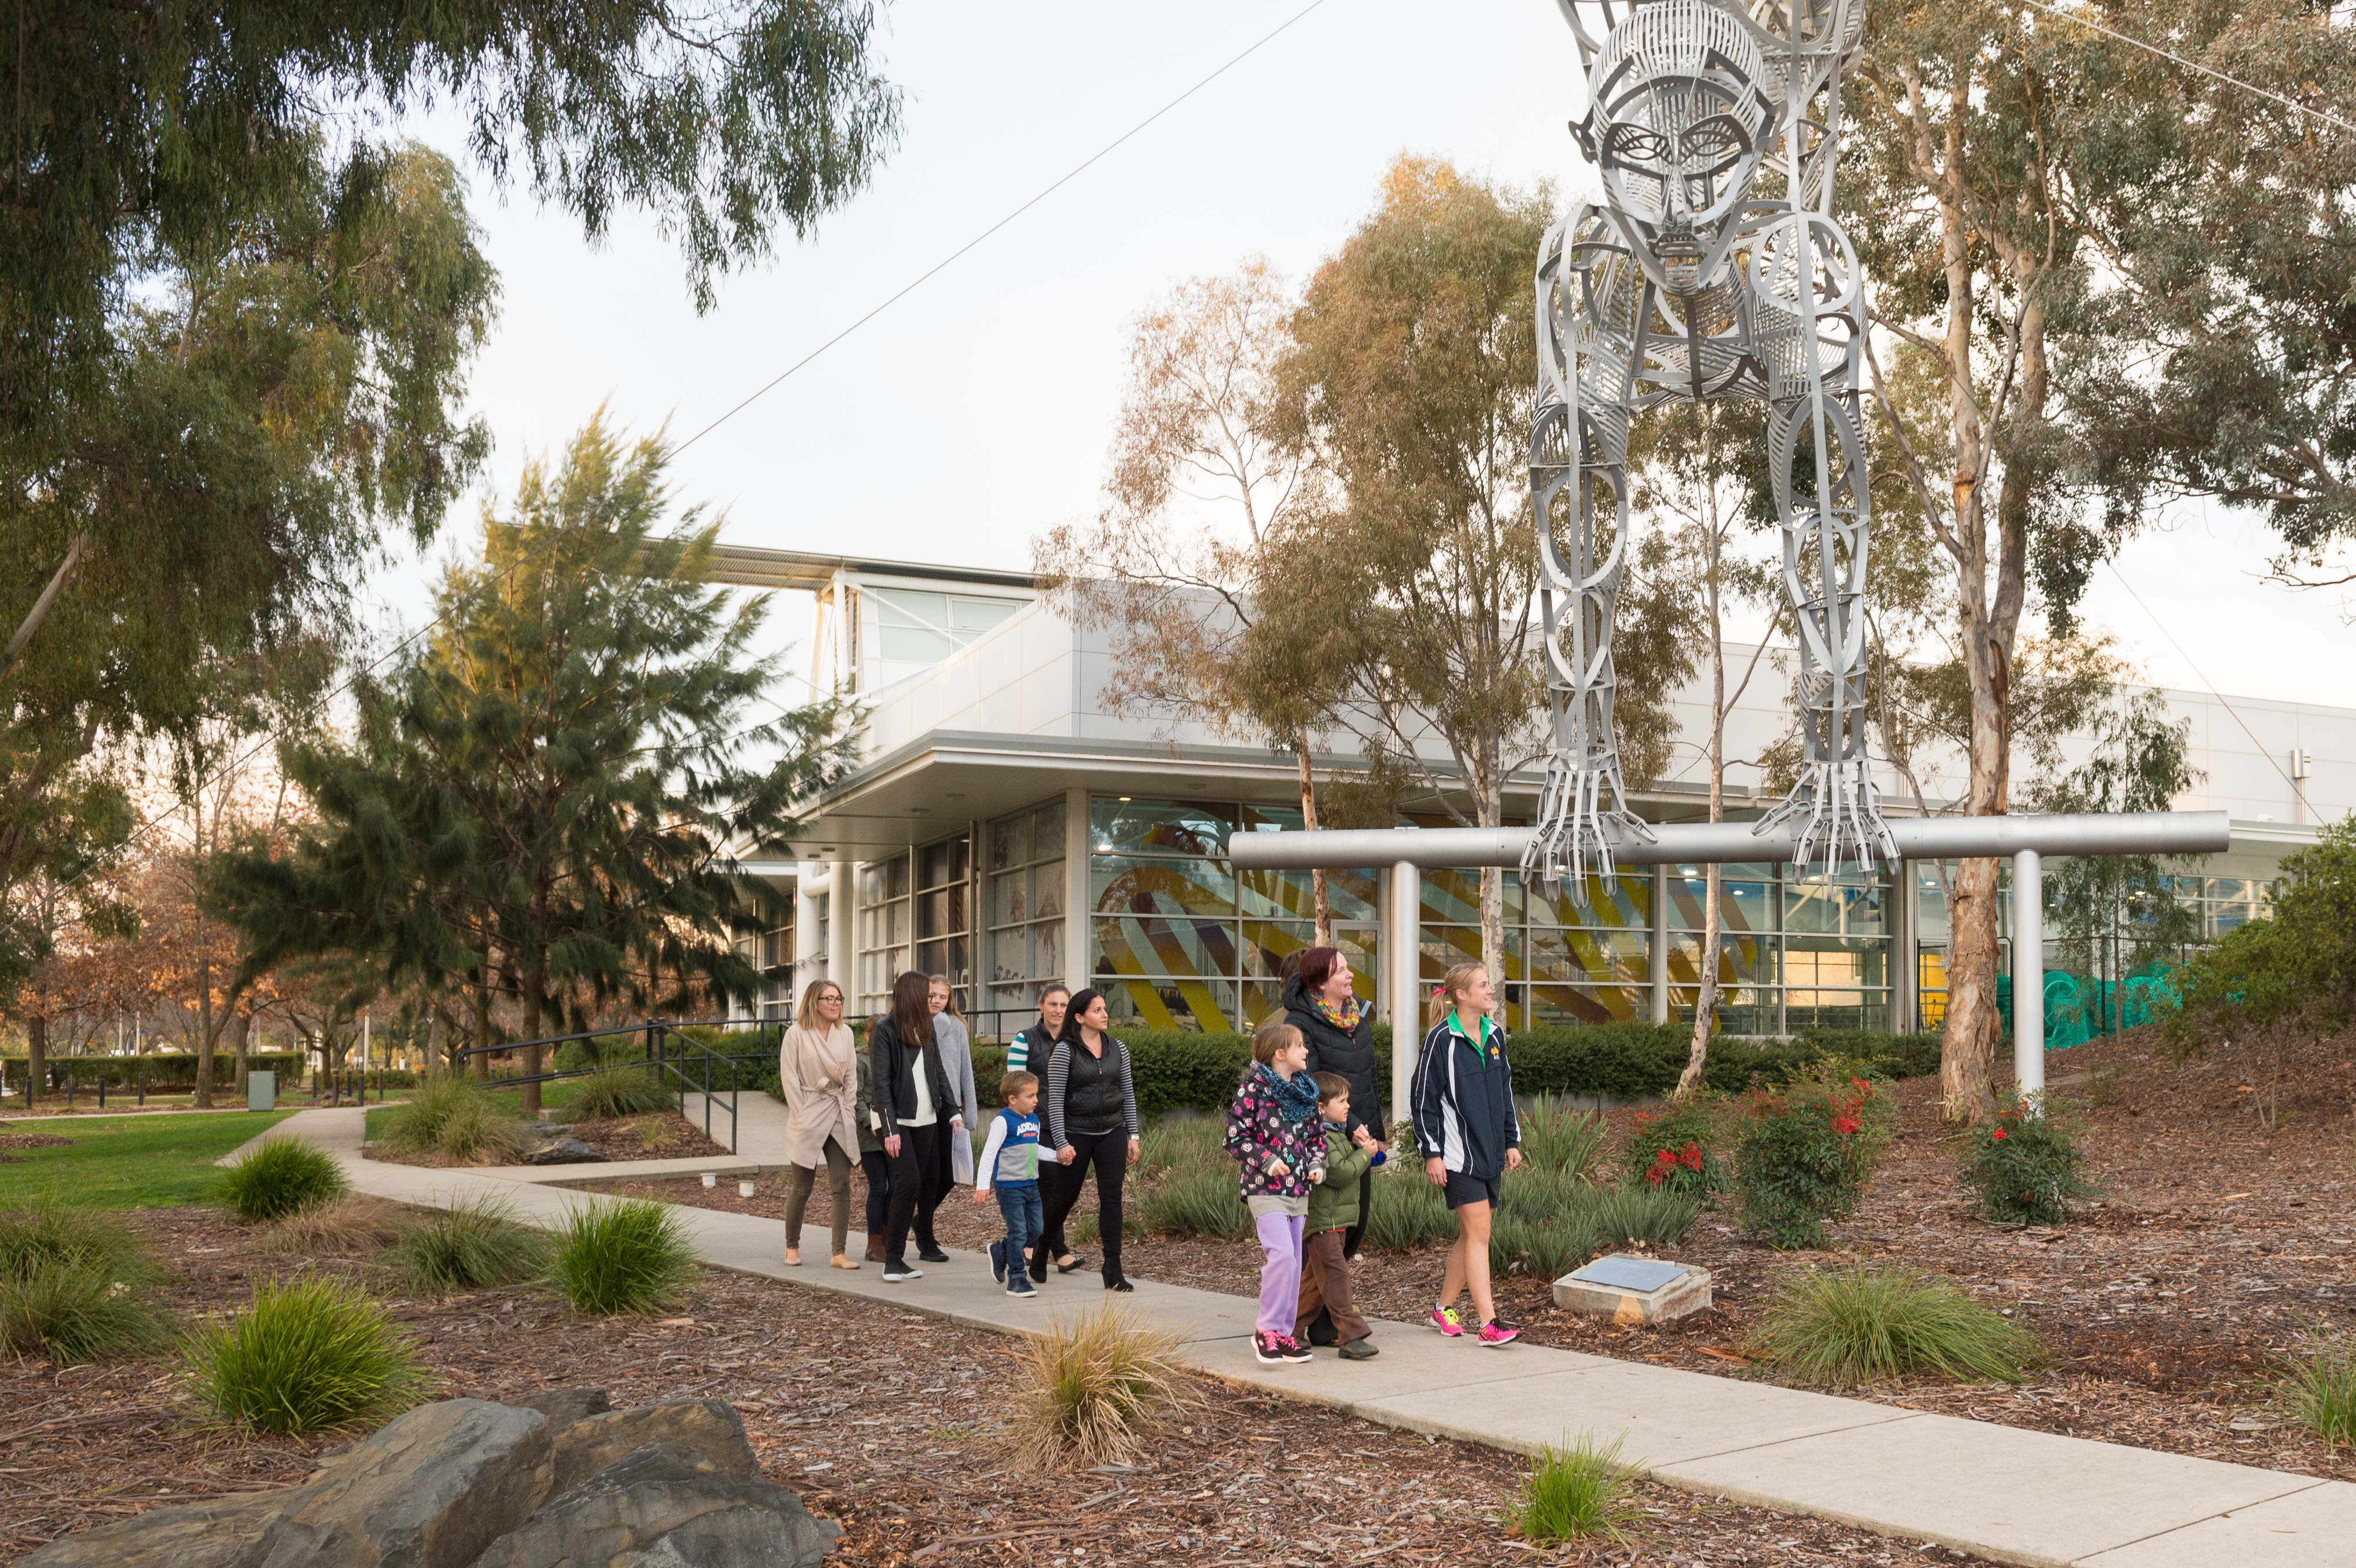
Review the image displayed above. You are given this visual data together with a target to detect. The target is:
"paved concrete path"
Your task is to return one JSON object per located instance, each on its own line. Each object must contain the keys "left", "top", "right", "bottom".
{"left": 245, "top": 1108, "right": 2351, "bottom": 1568}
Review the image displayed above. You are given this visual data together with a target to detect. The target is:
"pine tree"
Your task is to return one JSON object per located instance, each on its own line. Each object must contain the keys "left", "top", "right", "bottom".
{"left": 214, "top": 416, "right": 856, "bottom": 1113}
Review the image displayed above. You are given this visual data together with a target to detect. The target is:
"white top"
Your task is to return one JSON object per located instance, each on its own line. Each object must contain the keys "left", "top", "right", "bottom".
{"left": 903, "top": 1053, "right": 937, "bottom": 1128}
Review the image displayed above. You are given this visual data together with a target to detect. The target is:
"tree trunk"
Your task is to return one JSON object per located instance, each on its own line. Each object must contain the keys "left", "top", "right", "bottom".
{"left": 1475, "top": 734, "right": 1505, "bottom": 1017}
{"left": 230, "top": 1008, "right": 252, "bottom": 1102}
{"left": 519, "top": 960, "right": 547, "bottom": 1119}
{"left": 192, "top": 956, "right": 216, "bottom": 1108}
{"left": 1297, "top": 744, "right": 1332, "bottom": 948}
{"left": 1678, "top": 462, "right": 1729, "bottom": 1099}
{"left": 472, "top": 973, "right": 492, "bottom": 1081}
{"left": 25, "top": 1013, "right": 45, "bottom": 1109}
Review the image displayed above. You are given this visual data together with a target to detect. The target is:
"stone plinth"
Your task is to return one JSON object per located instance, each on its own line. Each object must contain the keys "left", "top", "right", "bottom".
{"left": 1555, "top": 1254, "right": 1712, "bottom": 1325}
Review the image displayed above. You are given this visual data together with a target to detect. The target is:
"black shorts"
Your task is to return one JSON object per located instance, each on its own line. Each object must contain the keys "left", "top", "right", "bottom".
{"left": 1443, "top": 1170, "right": 1500, "bottom": 1210}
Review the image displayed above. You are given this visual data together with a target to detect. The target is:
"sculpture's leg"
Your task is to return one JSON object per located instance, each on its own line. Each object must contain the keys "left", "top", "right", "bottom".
{"left": 1525, "top": 228, "right": 1650, "bottom": 890}
{"left": 1754, "top": 381, "right": 1896, "bottom": 872}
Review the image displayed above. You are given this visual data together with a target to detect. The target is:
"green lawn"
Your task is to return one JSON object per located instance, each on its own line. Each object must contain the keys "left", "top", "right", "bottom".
{"left": 0, "top": 1110, "right": 302, "bottom": 1209}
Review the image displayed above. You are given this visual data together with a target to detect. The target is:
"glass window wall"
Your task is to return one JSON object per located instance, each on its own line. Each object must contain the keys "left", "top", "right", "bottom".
{"left": 985, "top": 799, "right": 1067, "bottom": 1030}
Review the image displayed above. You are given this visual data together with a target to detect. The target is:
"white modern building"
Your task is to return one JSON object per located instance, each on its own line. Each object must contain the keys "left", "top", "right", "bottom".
{"left": 717, "top": 545, "right": 2344, "bottom": 1041}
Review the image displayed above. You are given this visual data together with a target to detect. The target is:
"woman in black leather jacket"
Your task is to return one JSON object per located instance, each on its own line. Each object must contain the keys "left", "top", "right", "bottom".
{"left": 869, "top": 970, "right": 957, "bottom": 1282}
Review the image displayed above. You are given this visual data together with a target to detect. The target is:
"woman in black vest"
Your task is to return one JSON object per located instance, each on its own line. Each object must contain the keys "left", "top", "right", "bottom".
{"left": 869, "top": 970, "right": 956, "bottom": 1283}
{"left": 1033, "top": 987, "right": 1141, "bottom": 1291}
{"left": 1284, "top": 946, "right": 1380, "bottom": 1265}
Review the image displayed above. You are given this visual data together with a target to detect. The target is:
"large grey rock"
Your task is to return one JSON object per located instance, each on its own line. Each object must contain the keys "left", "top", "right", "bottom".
{"left": 549, "top": 1399, "right": 757, "bottom": 1494}
{"left": 515, "top": 1387, "right": 612, "bottom": 1437}
{"left": 523, "top": 1137, "right": 603, "bottom": 1165}
{"left": 471, "top": 1443, "right": 835, "bottom": 1568}
{"left": 15, "top": 1400, "right": 554, "bottom": 1568}
{"left": 241, "top": 1398, "right": 553, "bottom": 1568}
{"left": 13, "top": 1485, "right": 291, "bottom": 1568}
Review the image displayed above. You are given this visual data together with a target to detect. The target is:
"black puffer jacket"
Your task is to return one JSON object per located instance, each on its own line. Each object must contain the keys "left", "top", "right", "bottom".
{"left": 1283, "top": 971, "right": 1379, "bottom": 1136}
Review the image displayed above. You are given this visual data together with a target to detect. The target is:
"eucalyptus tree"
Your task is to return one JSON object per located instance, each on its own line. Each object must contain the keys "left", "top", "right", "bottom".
{"left": 215, "top": 417, "right": 858, "bottom": 1114}
{"left": 6, "top": 0, "right": 902, "bottom": 994}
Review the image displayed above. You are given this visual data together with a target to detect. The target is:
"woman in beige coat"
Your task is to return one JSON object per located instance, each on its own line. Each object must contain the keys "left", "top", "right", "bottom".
{"left": 779, "top": 979, "right": 861, "bottom": 1269}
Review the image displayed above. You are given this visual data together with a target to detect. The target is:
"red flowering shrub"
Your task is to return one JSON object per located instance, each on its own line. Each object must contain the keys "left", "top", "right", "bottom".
{"left": 1732, "top": 1070, "right": 1894, "bottom": 1249}
{"left": 1958, "top": 1094, "right": 2097, "bottom": 1226}
{"left": 1624, "top": 1098, "right": 1728, "bottom": 1198}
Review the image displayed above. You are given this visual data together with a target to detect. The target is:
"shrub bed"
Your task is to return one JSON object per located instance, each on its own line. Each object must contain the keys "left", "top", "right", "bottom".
{"left": 961, "top": 1024, "right": 1943, "bottom": 1118}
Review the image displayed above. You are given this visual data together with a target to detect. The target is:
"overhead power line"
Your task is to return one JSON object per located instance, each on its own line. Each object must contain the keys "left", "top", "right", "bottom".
{"left": 2104, "top": 560, "right": 2305, "bottom": 801}
{"left": 2016, "top": 0, "right": 2356, "bottom": 137}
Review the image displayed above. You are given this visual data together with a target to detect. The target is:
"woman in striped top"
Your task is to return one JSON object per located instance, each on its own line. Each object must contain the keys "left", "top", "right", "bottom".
{"left": 1034, "top": 987, "right": 1141, "bottom": 1291}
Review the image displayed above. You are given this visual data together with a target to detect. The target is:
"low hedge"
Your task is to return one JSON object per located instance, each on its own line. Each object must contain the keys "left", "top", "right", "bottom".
{"left": 2, "top": 1051, "right": 309, "bottom": 1090}
{"left": 957, "top": 1024, "right": 1944, "bottom": 1115}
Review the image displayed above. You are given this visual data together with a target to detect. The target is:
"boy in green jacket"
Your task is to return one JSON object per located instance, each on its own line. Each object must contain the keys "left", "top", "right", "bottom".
{"left": 1297, "top": 1071, "right": 1385, "bottom": 1359}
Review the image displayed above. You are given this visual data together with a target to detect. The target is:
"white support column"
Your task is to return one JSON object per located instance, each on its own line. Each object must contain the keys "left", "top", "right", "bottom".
{"left": 828, "top": 858, "right": 856, "bottom": 1006}
{"left": 1063, "top": 787, "right": 1091, "bottom": 993}
{"left": 1387, "top": 861, "right": 1422, "bottom": 1130}
{"left": 2013, "top": 848, "right": 2043, "bottom": 1100}
{"left": 793, "top": 865, "right": 826, "bottom": 987}
{"left": 1893, "top": 859, "right": 1918, "bottom": 1034}
{"left": 1649, "top": 864, "right": 1670, "bottom": 1024}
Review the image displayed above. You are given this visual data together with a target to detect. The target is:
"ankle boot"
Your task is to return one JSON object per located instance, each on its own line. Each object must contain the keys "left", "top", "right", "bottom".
{"left": 864, "top": 1234, "right": 885, "bottom": 1263}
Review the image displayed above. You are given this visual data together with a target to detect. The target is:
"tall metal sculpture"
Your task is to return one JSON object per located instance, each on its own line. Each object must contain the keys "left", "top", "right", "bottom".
{"left": 1523, "top": 0, "right": 1897, "bottom": 888}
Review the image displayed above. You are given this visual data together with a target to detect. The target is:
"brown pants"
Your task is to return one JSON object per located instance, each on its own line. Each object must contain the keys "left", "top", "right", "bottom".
{"left": 1295, "top": 1227, "right": 1371, "bottom": 1344}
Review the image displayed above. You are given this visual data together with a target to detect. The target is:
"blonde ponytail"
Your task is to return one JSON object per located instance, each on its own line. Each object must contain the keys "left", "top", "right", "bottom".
{"left": 1426, "top": 962, "right": 1487, "bottom": 1030}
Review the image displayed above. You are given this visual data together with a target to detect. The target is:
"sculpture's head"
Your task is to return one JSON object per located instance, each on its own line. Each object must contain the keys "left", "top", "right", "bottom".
{"left": 1584, "top": 0, "right": 1773, "bottom": 292}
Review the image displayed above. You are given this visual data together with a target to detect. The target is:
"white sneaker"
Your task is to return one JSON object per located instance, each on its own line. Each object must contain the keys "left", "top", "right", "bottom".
{"left": 882, "top": 1265, "right": 923, "bottom": 1283}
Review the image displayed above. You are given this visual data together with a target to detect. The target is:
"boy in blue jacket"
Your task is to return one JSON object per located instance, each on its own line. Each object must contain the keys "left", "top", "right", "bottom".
{"left": 974, "top": 1070, "right": 1043, "bottom": 1298}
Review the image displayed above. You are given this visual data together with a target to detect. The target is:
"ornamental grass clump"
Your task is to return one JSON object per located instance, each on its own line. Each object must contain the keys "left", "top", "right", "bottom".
{"left": 2276, "top": 1327, "right": 2356, "bottom": 1448}
{"left": 1361, "top": 1162, "right": 1455, "bottom": 1251}
{"left": 256, "top": 1195, "right": 409, "bottom": 1256}
{"left": 1957, "top": 1094, "right": 2098, "bottom": 1226}
{"left": 377, "top": 1074, "right": 526, "bottom": 1163}
{"left": 1009, "top": 1303, "right": 1201, "bottom": 1469}
{"left": 572, "top": 1062, "right": 670, "bottom": 1121}
{"left": 1733, "top": 1071, "right": 1893, "bottom": 1249}
{"left": 218, "top": 1136, "right": 348, "bottom": 1222}
{"left": 1754, "top": 1266, "right": 2046, "bottom": 1386}
{"left": 1624, "top": 1097, "right": 1729, "bottom": 1198}
{"left": 185, "top": 1275, "right": 431, "bottom": 1433}
{"left": 1510, "top": 1431, "right": 1647, "bottom": 1545}
{"left": 0, "top": 1206, "right": 172, "bottom": 1365}
{"left": 1520, "top": 1097, "right": 1608, "bottom": 1180}
{"left": 548, "top": 1198, "right": 698, "bottom": 1314}
{"left": 1135, "top": 1165, "right": 1251, "bottom": 1240}
{"left": 394, "top": 1195, "right": 547, "bottom": 1294}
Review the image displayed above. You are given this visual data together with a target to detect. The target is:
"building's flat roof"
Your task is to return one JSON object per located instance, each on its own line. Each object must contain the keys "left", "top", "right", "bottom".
{"left": 706, "top": 544, "right": 1036, "bottom": 593}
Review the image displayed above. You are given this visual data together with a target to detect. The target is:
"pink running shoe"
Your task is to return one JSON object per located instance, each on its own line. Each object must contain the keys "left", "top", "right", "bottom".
{"left": 1477, "top": 1317, "right": 1522, "bottom": 1348}
{"left": 1429, "top": 1306, "right": 1463, "bottom": 1338}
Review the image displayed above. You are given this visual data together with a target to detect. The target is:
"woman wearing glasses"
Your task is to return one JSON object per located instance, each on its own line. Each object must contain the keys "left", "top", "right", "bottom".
{"left": 777, "top": 979, "right": 861, "bottom": 1269}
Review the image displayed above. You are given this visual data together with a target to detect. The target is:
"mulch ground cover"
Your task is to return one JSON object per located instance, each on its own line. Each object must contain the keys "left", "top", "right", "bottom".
{"left": 0, "top": 1208, "right": 1949, "bottom": 1567}
{"left": 630, "top": 1024, "right": 2356, "bottom": 1484}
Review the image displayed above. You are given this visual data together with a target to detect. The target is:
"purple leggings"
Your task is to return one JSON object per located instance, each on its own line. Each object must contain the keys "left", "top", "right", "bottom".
{"left": 1254, "top": 1209, "right": 1306, "bottom": 1335}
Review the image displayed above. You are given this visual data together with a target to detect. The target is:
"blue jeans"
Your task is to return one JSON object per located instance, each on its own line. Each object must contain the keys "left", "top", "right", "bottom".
{"left": 995, "top": 1184, "right": 1042, "bottom": 1262}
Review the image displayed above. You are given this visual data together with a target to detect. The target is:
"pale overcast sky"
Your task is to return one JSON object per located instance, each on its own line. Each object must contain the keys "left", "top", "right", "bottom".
{"left": 359, "top": 0, "right": 2355, "bottom": 715}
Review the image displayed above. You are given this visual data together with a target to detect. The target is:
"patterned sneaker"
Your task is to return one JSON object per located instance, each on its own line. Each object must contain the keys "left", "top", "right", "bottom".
{"left": 1477, "top": 1317, "right": 1521, "bottom": 1348}
{"left": 1429, "top": 1306, "right": 1464, "bottom": 1338}
{"left": 988, "top": 1240, "right": 1006, "bottom": 1284}
{"left": 1252, "top": 1331, "right": 1290, "bottom": 1366}
{"left": 1276, "top": 1335, "right": 1313, "bottom": 1364}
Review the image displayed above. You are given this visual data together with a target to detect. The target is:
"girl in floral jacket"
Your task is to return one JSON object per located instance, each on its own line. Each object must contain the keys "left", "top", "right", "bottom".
{"left": 1226, "top": 1020, "right": 1326, "bottom": 1366}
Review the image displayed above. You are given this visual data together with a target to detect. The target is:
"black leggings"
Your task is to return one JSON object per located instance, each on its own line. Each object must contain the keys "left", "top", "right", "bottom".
{"left": 860, "top": 1149, "right": 893, "bottom": 1240}
{"left": 883, "top": 1121, "right": 949, "bottom": 1266}
{"left": 1036, "top": 1128, "right": 1130, "bottom": 1285}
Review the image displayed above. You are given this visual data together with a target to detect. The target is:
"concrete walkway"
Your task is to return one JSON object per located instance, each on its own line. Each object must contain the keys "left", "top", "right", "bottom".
{"left": 248, "top": 1108, "right": 2352, "bottom": 1568}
